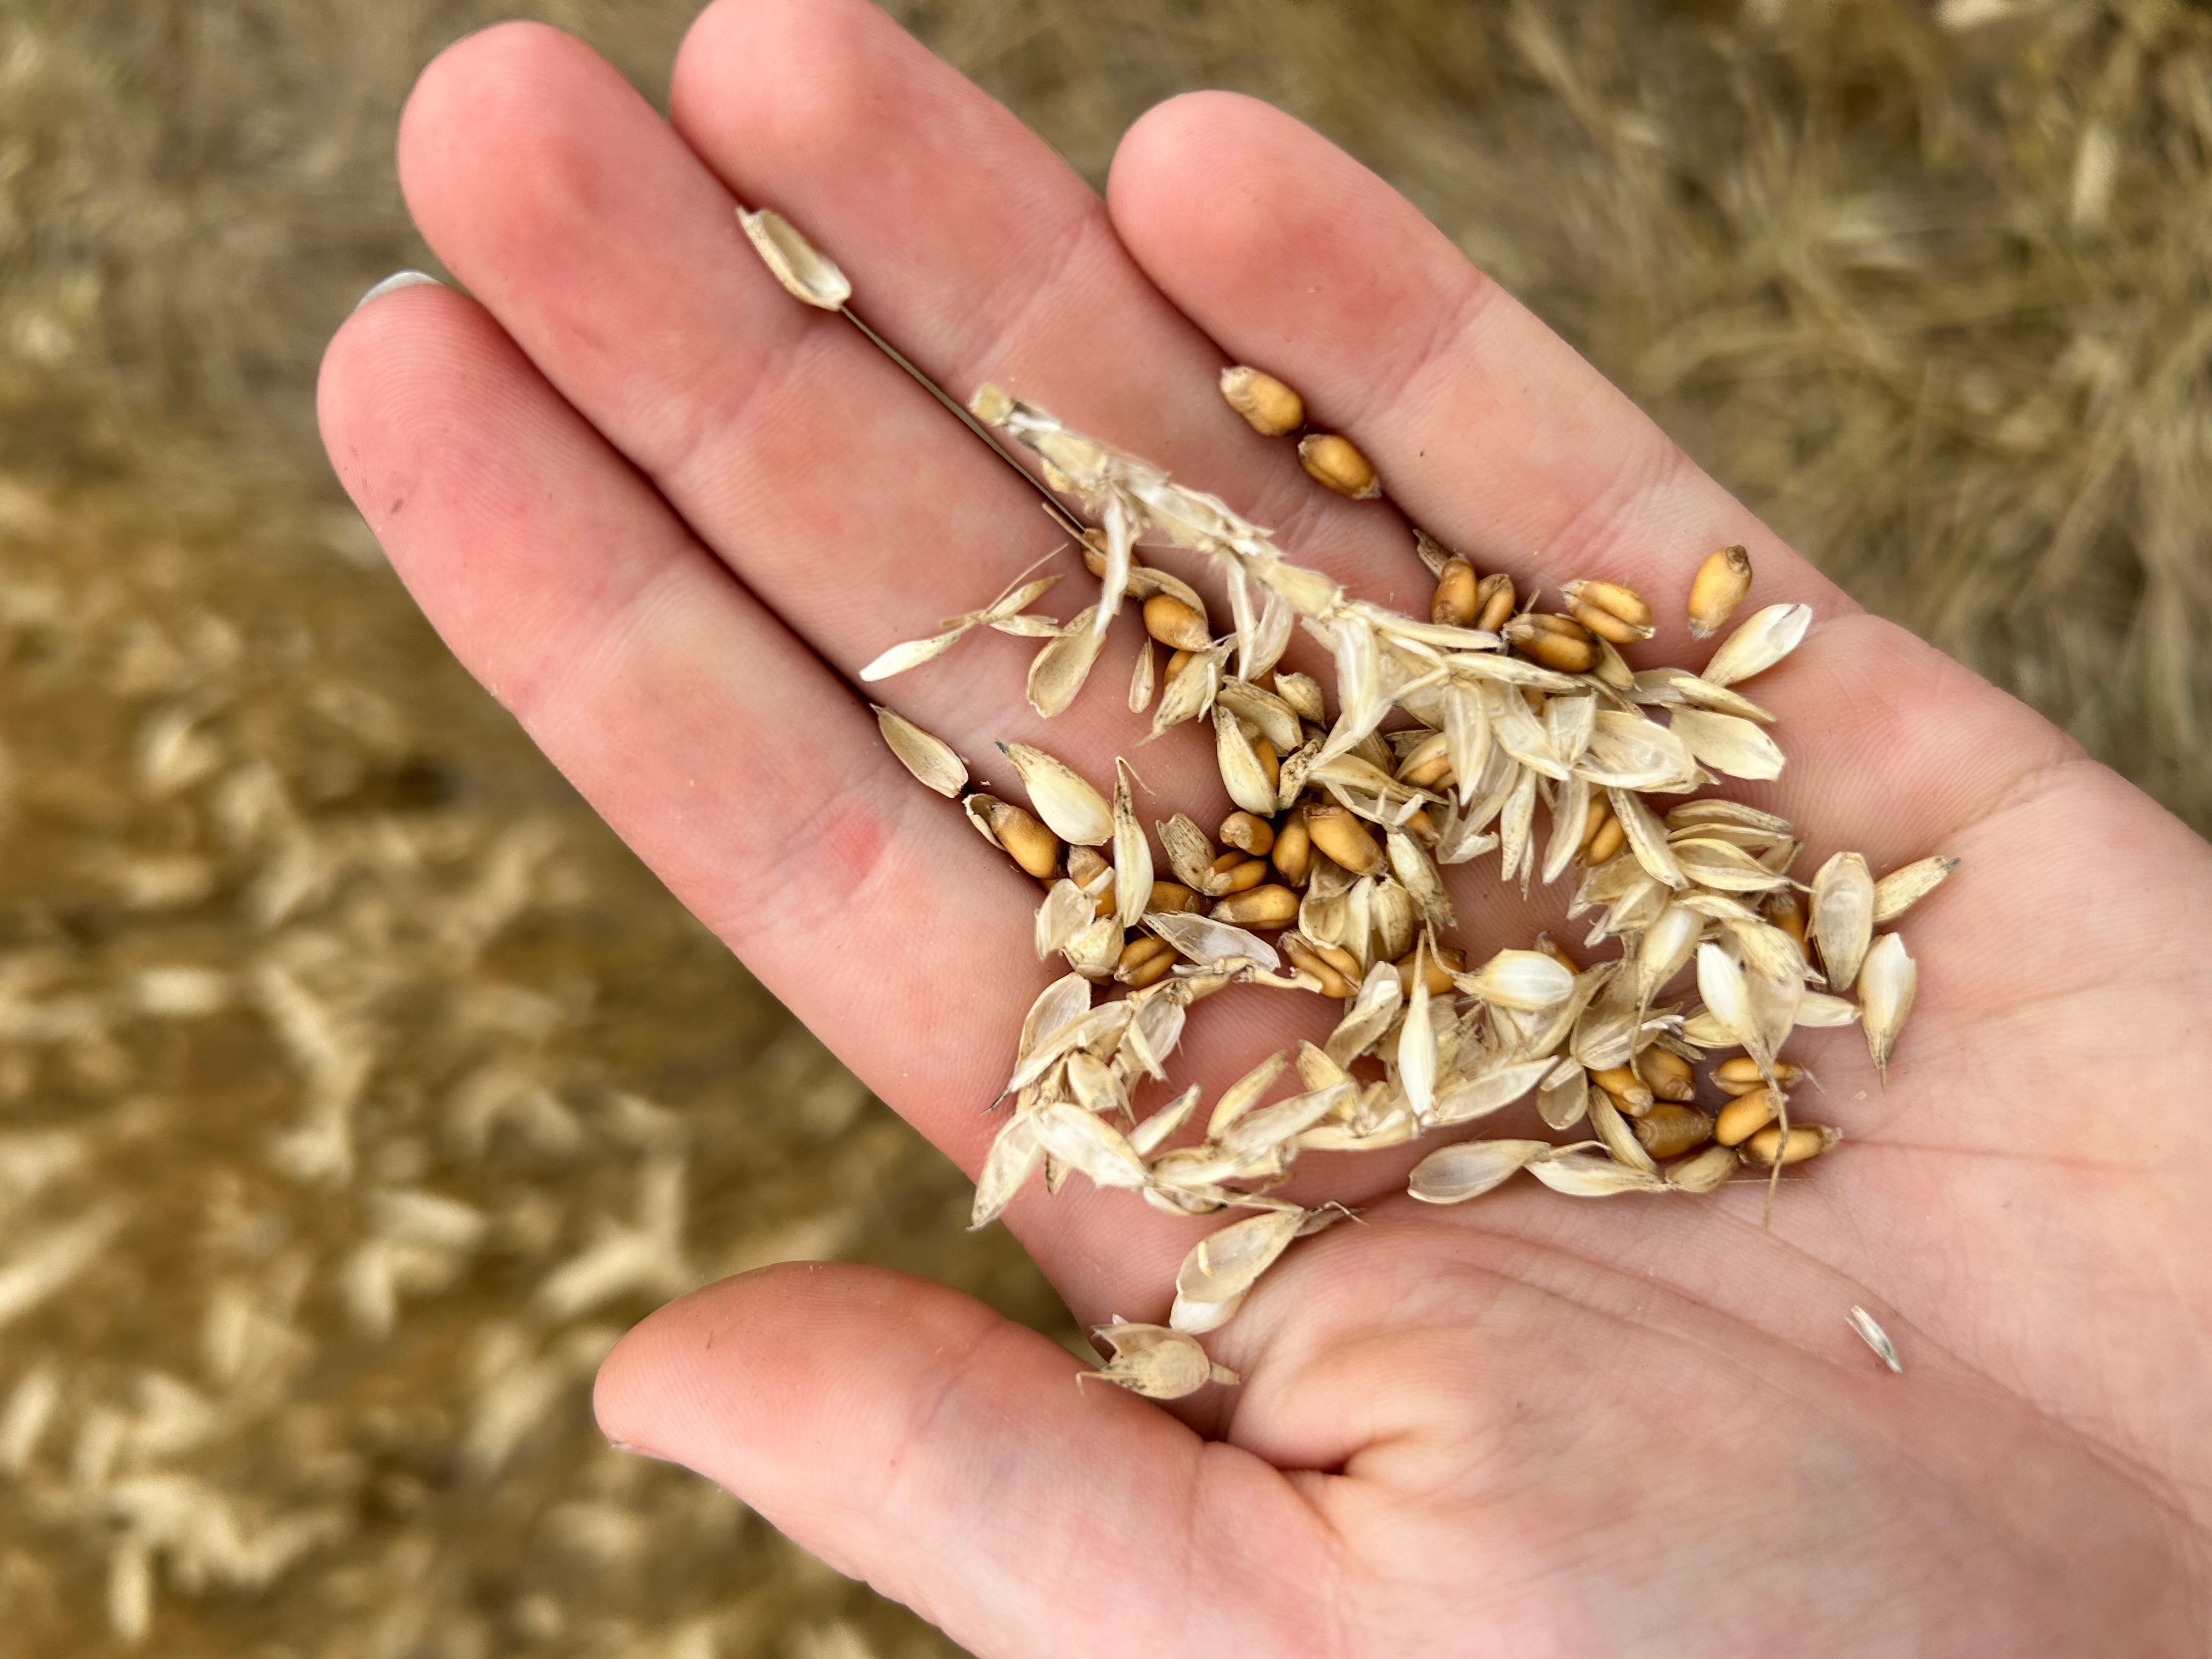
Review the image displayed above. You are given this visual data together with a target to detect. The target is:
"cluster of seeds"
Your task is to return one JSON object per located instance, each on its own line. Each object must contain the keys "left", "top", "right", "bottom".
{"left": 746, "top": 212, "right": 1953, "bottom": 1400}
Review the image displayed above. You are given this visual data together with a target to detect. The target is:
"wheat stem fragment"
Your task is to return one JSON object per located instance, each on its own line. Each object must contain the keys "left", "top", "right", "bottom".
{"left": 737, "top": 204, "right": 1088, "bottom": 541}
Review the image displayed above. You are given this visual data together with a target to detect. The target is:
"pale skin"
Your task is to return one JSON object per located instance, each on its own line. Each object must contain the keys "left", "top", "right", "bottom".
{"left": 316, "top": 2, "right": 2212, "bottom": 1652}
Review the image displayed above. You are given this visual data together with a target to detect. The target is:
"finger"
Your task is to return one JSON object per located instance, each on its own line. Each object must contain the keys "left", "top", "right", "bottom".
{"left": 390, "top": 12, "right": 1414, "bottom": 818}
{"left": 592, "top": 1262, "right": 1335, "bottom": 1658}
{"left": 317, "top": 283, "right": 1204, "bottom": 1314}
{"left": 1106, "top": 91, "right": 1848, "bottom": 645}
{"left": 1105, "top": 93, "right": 2083, "bottom": 866}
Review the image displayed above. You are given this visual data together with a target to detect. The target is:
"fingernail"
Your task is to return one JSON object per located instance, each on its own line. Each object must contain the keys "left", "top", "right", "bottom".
{"left": 352, "top": 270, "right": 443, "bottom": 314}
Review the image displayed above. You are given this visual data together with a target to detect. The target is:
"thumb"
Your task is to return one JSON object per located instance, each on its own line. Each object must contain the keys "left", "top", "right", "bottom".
{"left": 592, "top": 1262, "right": 1330, "bottom": 1656}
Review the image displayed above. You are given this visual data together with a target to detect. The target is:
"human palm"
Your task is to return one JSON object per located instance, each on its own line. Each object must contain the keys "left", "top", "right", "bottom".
{"left": 318, "top": 3, "right": 2212, "bottom": 1652}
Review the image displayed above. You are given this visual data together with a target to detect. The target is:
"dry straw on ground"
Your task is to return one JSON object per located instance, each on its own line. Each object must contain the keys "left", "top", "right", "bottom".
{"left": 2, "top": 0, "right": 2208, "bottom": 1654}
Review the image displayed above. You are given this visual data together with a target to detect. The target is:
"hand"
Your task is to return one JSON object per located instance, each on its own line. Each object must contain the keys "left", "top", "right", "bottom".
{"left": 318, "top": 3, "right": 2212, "bottom": 1652}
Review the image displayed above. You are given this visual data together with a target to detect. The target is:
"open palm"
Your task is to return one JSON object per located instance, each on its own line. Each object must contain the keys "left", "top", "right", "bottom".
{"left": 318, "top": 3, "right": 2212, "bottom": 1652}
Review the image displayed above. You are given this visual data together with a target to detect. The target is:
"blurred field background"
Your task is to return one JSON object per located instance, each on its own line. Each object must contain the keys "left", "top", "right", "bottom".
{"left": 1, "top": 0, "right": 2207, "bottom": 1654}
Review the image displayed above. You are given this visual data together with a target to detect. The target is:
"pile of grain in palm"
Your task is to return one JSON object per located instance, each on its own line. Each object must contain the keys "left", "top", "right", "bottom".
{"left": 751, "top": 212, "right": 1953, "bottom": 1399}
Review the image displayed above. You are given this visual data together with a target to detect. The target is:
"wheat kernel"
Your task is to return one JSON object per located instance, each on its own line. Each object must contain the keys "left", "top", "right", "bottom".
{"left": 1474, "top": 573, "right": 1517, "bottom": 634}
{"left": 1742, "top": 1124, "right": 1839, "bottom": 1167}
{"left": 1313, "top": 939, "right": 1362, "bottom": 979}
{"left": 1221, "top": 811, "right": 1275, "bottom": 856}
{"left": 1563, "top": 579, "right": 1655, "bottom": 643}
{"left": 1211, "top": 885, "right": 1300, "bottom": 928}
{"left": 1632, "top": 1104, "right": 1714, "bottom": 1159}
{"left": 1397, "top": 730, "right": 1452, "bottom": 789}
{"left": 1583, "top": 810, "right": 1626, "bottom": 866}
{"left": 1304, "top": 804, "right": 1384, "bottom": 876}
{"left": 1713, "top": 1060, "right": 1756, "bottom": 1093}
{"left": 1431, "top": 557, "right": 1479, "bottom": 627}
{"left": 1590, "top": 1065, "right": 1655, "bottom": 1115}
{"left": 1578, "top": 797, "right": 1613, "bottom": 849}
{"left": 1283, "top": 936, "right": 1352, "bottom": 997}
{"left": 1635, "top": 1046, "right": 1697, "bottom": 1102}
{"left": 1143, "top": 594, "right": 1214, "bottom": 652}
{"left": 1253, "top": 736, "right": 1280, "bottom": 793}
{"left": 1115, "top": 936, "right": 1175, "bottom": 988}
{"left": 1714, "top": 1056, "right": 1807, "bottom": 1094}
{"left": 1568, "top": 602, "right": 1641, "bottom": 644}
{"left": 1505, "top": 612, "right": 1598, "bottom": 673}
{"left": 1394, "top": 943, "right": 1464, "bottom": 998}
{"left": 1687, "top": 544, "right": 1754, "bottom": 638}
{"left": 1271, "top": 812, "right": 1313, "bottom": 885}
{"left": 1220, "top": 365, "right": 1305, "bottom": 436}
{"left": 1298, "top": 433, "right": 1380, "bottom": 500}
{"left": 986, "top": 800, "right": 1060, "bottom": 880}
{"left": 1210, "top": 852, "right": 1269, "bottom": 893}
{"left": 1714, "top": 1086, "right": 1784, "bottom": 1147}
{"left": 1566, "top": 579, "right": 1654, "bottom": 629}
{"left": 1401, "top": 754, "right": 1452, "bottom": 791}
{"left": 1514, "top": 611, "right": 1588, "bottom": 638}
{"left": 1147, "top": 879, "right": 1205, "bottom": 915}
